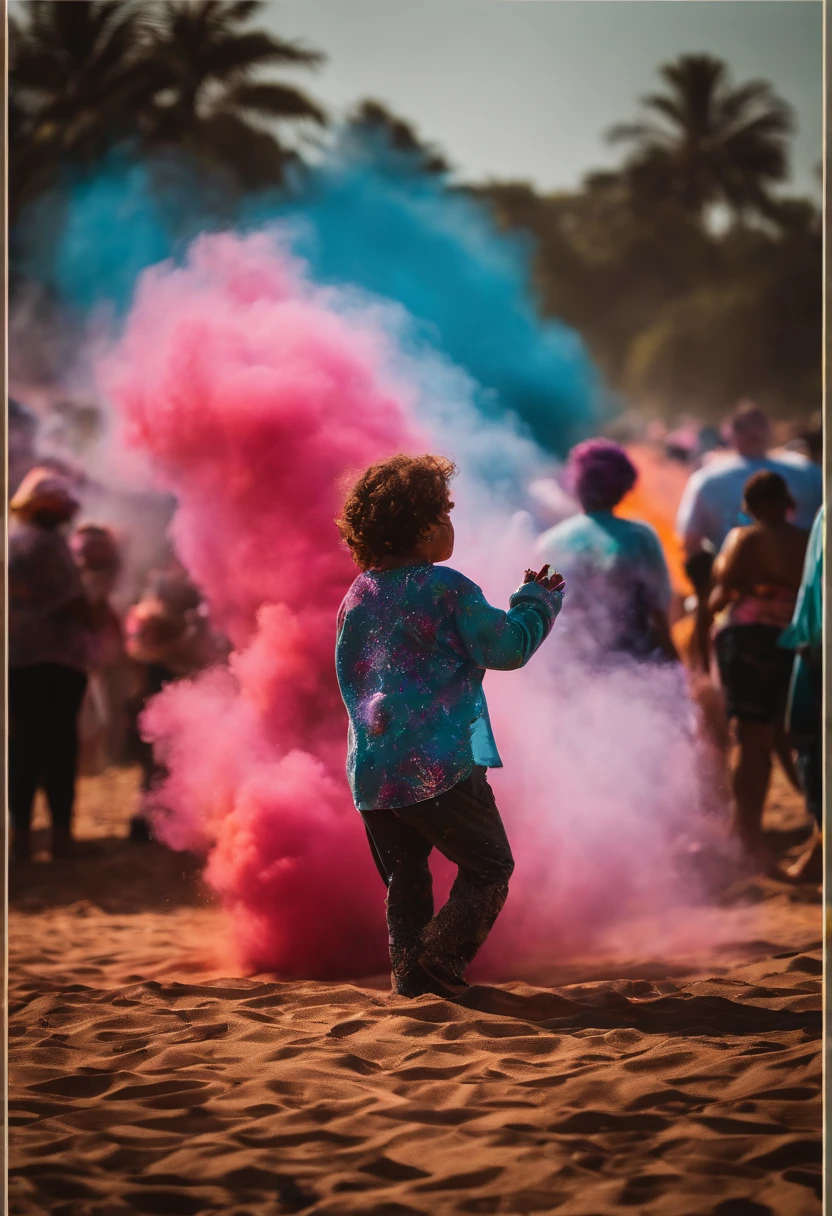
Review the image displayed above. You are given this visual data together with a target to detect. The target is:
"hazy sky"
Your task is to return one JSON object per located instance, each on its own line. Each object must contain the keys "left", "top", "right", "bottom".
{"left": 269, "top": 0, "right": 822, "bottom": 197}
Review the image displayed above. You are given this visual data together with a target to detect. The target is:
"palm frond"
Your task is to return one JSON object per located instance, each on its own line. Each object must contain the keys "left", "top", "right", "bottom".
{"left": 224, "top": 1, "right": 263, "bottom": 24}
{"left": 220, "top": 81, "right": 327, "bottom": 124}
{"left": 660, "top": 54, "right": 724, "bottom": 97}
{"left": 638, "top": 93, "right": 686, "bottom": 128}
{"left": 198, "top": 31, "right": 324, "bottom": 76}
{"left": 718, "top": 80, "right": 793, "bottom": 127}
{"left": 606, "top": 121, "right": 667, "bottom": 146}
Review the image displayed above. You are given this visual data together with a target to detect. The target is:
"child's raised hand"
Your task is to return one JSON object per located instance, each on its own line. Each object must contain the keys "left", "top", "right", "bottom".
{"left": 523, "top": 564, "right": 565, "bottom": 592}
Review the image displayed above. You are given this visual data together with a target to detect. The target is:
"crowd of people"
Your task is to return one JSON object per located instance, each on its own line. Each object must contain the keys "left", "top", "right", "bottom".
{"left": 675, "top": 402, "right": 823, "bottom": 880}
{"left": 537, "top": 401, "right": 822, "bottom": 881}
{"left": 7, "top": 396, "right": 823, "bottom": 891}
{"left": 8, "top": 462, "right": 227, "bottom": 862}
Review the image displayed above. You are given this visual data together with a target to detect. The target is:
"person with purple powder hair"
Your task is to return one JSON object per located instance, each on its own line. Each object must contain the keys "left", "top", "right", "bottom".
{"left": 571, "top": 438, "right": 639, "bottom": 510}
{"left": 537, "top": 438, "right": 678, "bottom": 665}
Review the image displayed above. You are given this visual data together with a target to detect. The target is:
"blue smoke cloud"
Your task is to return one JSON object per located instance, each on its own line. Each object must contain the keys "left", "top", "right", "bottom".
{"left": 254, "top": 143, "right": 604, "bottom": 455}
{"left": 13, "top": 149, "right": 230, "bottom": 315}
{"left": 14, "top": 136, "right": 606, "bottom": 456}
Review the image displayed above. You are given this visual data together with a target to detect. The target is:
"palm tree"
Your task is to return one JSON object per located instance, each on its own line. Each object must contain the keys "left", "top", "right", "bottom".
{"left": 9, "top": 0, "right": 169, "bottom": 220}
{"left": 146, "top": 0, "right": 327, "bottom": 189}
{"left": 607, "top": 54, "right": 794, "bottom": 221}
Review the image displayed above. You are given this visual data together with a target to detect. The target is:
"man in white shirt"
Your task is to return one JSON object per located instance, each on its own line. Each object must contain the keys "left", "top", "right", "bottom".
{"left": 675, "top": 402, "right": 822, "bottom": 558}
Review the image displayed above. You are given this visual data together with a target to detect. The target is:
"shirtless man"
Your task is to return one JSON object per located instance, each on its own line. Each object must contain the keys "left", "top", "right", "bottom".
{"left": 709, "top": 472, "right": 808, "bottom": 865}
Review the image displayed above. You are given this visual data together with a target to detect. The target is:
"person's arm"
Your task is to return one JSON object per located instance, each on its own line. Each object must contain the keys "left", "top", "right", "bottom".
{"left": 675, "top": 471, "right": 710, "bottom": 558}
{"left": 691, "top": 597, "right": 712, "bottom": 672}
{"left": 639, "top": 527, "right": 679, "bottom": 663}
{"left": 709, "top": 528, "right": 747, "bottom": 614}
{"left": 649, "top": 610, "right": 681, "bottom": 663}
{"left": 682, "top": 550, "right": 715, "bottom": 672}
{"left": 450, "top": 573, "right": 564, "bottom": 671}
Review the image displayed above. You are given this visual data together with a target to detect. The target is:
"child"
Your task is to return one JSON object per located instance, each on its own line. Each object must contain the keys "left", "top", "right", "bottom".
{"left": 124, "top": 568, "right": 228, "bottom": 841}
{"left": 335, "top": 454, "right": 564, "bottom": 998}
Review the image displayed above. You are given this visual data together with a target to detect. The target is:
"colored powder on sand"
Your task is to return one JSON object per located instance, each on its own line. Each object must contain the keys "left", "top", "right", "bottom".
{"left": 103, "top": 231, "right": 720, "bottom": 980}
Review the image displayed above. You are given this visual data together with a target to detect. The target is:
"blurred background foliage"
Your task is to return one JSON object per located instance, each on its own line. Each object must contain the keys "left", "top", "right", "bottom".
{"left": 10, "top": 0, "right": 820, "bottom": 422}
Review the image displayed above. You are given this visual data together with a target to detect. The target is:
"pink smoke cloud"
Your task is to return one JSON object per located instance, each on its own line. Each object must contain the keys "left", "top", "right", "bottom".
{"left": 102, "top": 231, "right": 427, "bottom": 976}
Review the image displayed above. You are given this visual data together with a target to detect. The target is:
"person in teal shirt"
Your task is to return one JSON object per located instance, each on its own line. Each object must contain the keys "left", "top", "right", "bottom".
{"left": 779, "top": 506, "right": 823, "bottom": 880}
{"left": 336, "top": 454, "right": 564, "bottom": 999}
{"left": 536, "top": 439, "right": 677, "bottom": 666}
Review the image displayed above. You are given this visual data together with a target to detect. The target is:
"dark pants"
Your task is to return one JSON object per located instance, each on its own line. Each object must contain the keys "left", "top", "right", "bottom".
{"left": 795, "top": 656, "right": 823, "bottom": 828}
{"left": 125, "top": 662, "right": 175, "bottom": 792}
{"left": 796, "top": 738, "right": 822, "bottom": 828}
{"left": 125, "top": 663, "right": 176, "bottom": 842}
{"left": 361, "top": 767, "right": 515, "bottom": 983}
{"left": 715, "top": 624, "right": 794, "bottom": 724}
{"left": 9, "top": 663, "right": 88, "bottom": 851}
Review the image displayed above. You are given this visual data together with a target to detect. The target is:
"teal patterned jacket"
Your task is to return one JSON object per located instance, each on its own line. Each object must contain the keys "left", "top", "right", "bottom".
{"left": 335, "top": 562, "right": 563, "bottom": 811}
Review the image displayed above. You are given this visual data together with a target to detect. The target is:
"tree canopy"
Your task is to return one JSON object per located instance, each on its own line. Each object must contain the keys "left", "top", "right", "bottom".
{"left": 9, "top": 22, "right": 819, "bottom": 421}
{"left": 9, "top": 0, "right": 327, "bottom": 217}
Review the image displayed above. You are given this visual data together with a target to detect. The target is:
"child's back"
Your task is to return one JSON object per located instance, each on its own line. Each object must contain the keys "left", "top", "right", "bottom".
{"left": 337, "top": 560, "right": 558, "bottom": 811}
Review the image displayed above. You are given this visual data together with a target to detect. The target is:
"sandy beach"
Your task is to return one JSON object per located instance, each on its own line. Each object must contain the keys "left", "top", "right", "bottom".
{"left": 9, "top": 766, "right": 821, "bottom": 1216}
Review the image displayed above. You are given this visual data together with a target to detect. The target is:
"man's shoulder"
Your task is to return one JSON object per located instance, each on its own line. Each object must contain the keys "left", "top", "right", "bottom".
{"left": 771, "top": 454, "right": 822, "bottom": 485}
{"left": 772, "top": 448, "right": 812, "bottom": 469}
{"left": 692, "top": 453, "right": 746, "bottom": 487}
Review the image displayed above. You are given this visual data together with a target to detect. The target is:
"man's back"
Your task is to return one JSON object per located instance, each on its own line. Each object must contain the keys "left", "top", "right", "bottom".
{"left": 676, "top": 453, "right": 822, "bottom": 554}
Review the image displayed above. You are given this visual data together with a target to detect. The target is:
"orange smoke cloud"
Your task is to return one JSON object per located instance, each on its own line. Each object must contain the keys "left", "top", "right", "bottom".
{"left": 619, "top": 443, "right": 691, "bottom": 596}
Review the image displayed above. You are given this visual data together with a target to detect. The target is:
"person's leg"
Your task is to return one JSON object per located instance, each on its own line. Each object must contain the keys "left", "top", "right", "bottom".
{"left": 716, "top": 627, "right": 786, "bottom": 865}
{"left": 793, "top": 730, "right": 823, "bottom": 829}
{"left": 784, "top": 728, "right": 822, "bottom": 882}
{"left": 361, "top": 809, "right": 438, "bottom": 995}
{"left": 773, "top": 643, "right": 803, "bottom": 793}
{"left": 8, "top": 667, "right": 44, "bottom": 862}
{"left": 773, "top": 727, "right": 802, "bottom": 793}
{"left": 783, "top": 666, "right": 823, "bottom": 883}
{"left": 129, "top": 665, "right": 174, "bottom": 842}
{"left": 733, "top": 720, "right": 775, "bottom": 860}
{"left": 397, "top": 768, "right": 515, "bottom": 984}
{"left": 39, "top": 666, "right": 88, "bottom": 857}
{"left": 806, "top": 733, "right": 823, "bottom": 830}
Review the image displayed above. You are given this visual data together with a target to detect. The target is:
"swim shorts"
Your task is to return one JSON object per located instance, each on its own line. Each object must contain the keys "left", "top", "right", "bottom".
{"left": 714, "top": 624, "right": 794, "bottom": 725}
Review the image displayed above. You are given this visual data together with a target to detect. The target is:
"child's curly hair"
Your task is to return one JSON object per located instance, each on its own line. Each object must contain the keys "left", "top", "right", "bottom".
{"left": 336, "top": 454, "right": 457, "bottom": 570}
